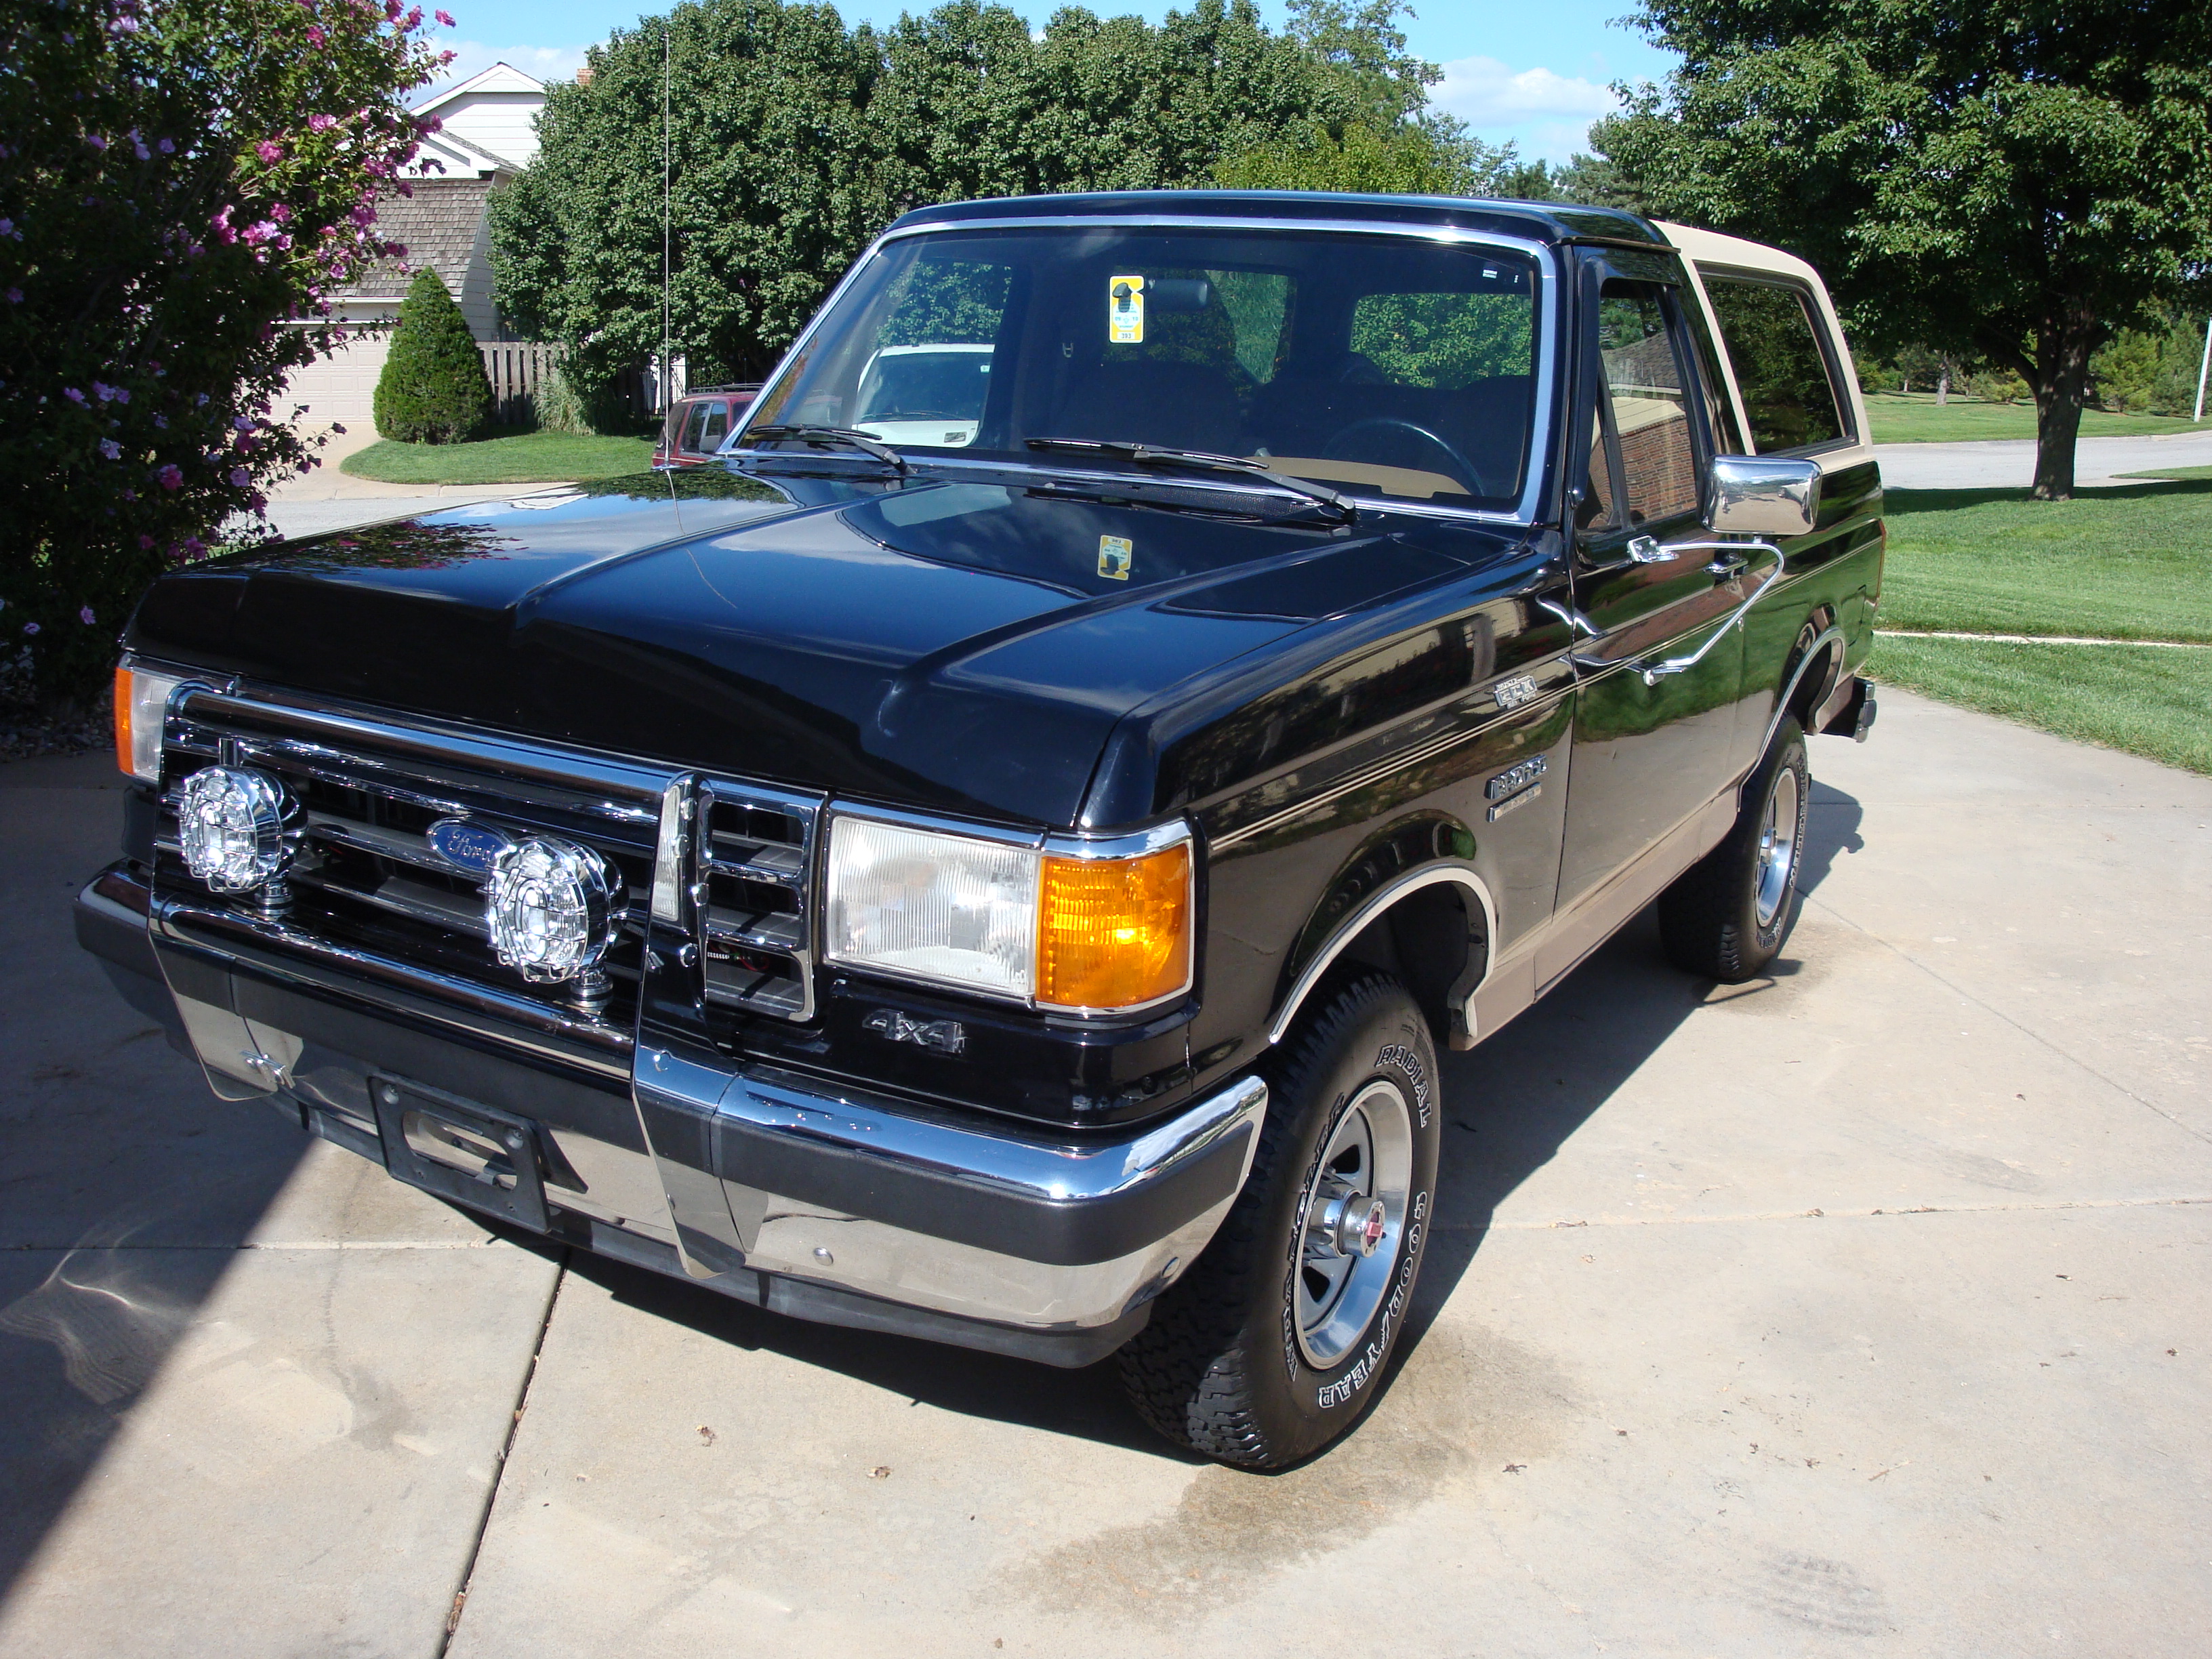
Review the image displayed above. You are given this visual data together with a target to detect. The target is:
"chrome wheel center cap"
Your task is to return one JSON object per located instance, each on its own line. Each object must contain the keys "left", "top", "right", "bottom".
{"left": 1351, "top": 1197, "right": 1387, "bottom": 1256}
{"left": 1322, "top": 1192, "right": 1387, "bottom": 1258}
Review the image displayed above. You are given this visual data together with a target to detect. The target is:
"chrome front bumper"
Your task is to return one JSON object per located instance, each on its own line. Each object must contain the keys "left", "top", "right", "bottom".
{"left": 642, "top": 1046, "right": 1265, "bottom": 1333}
{"left": 76, "top": 863, "right": 1266, "bottom": 1366}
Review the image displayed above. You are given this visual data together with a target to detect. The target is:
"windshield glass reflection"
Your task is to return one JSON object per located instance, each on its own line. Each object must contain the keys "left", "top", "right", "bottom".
{"left": 746, "top": 226, "right": 1544, "bottom": 513}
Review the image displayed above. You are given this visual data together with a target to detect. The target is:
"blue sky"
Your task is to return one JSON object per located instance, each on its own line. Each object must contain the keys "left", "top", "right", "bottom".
{"left": 424, "top": 1, "right": 1677, "bottom": 164}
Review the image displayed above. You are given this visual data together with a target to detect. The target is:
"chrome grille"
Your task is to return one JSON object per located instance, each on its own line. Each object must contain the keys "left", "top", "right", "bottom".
{"left": 156, "top": 687, "right": 668, "bottom": 1025}
{"left": 693, "top": 778, "right": 821, "bottom": 1023}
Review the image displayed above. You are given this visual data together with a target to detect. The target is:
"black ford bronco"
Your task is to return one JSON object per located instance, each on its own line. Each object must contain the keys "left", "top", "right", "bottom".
{"left": 79, "top": 192, "right": 1880, "bottom": 1467}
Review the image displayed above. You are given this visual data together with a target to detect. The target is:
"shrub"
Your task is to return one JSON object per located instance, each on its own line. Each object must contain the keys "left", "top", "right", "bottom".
{"left": 1970, "top": 367, "right": 2030, "bottom": 405}
{"left": 2093, "top": 315, "right": 2210, "bottom": 416}
{"left": 373, "top": 269, "right": 492, "bottom": 443}
{"left": 531, "top": 362, "right": 604, "bottom": 434}
{"left": 0, "top": 0, "right": 453, "bottom": 706}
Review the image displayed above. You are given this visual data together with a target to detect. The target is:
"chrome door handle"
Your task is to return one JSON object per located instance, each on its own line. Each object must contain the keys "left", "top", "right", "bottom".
{"left": 1638, "top": 541, "right": 1787, "bottom": 686}
{"left": 1536, "top": 595, "right": 1601, "bottom": 638}
{"left": 1536, "top": 596, "right": 1612, "bottom": 672}
{"left": 1707, "top": 552, "right": 1748, "bottom": 579}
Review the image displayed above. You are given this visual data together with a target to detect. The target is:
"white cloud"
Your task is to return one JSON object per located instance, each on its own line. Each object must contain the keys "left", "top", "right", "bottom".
{"left": 1431, "top": 56, "right": 1619, "bottom": 161}
{"left": 418, "top": 39, "right": 591, "bottom": 98}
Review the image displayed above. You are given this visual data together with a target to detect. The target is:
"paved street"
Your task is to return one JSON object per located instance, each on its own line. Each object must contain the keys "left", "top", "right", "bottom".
{"left": 3, "top": 691, "right": 2207, "bottom": 1657}
{"left": 235, "top": 429, "right": 2212, "bottom": 541}
{"left": 1875, "top": 428, "right": 2212, "bottom": 489}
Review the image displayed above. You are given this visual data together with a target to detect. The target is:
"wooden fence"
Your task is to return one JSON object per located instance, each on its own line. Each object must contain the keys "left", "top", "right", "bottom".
{"left": 477, "top": 342, "right": 652, "bottom": 426}
{"left": 478, "top": 342, "right": 561, "bottom": 426}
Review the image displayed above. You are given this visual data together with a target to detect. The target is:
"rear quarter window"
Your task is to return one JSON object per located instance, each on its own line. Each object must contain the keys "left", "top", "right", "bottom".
{"left": 1700, "top": 274, "right": 1851, "bottom": 453}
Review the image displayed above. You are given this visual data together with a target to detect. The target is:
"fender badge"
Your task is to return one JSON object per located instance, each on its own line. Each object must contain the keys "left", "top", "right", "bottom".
{"left": 1484, "top": 754, "right": 1549, "bottom": 800}
{"left": 1487, "top": 783, "right": 1541, "bottom": 822}
{"left": 426, "top": 817, "right": 514, "bottom": 877}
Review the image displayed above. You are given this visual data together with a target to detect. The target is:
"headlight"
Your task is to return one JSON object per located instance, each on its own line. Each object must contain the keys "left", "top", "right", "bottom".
{"left": 823, "top": 816, "right": 1193, "bottom": 1012}
{"left": 487, "top": 837, "right": 618, "bottom": 985}
{"left": 823, "top": 819, "right": 1040, "bottom": 997}
{"left": 113, "top": 662, "right": 182, "bottom": 783}
{"left": 177, "top": 766, "right": 296, "bottom": 894}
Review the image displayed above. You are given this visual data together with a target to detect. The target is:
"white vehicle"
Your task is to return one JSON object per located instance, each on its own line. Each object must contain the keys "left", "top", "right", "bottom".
{"left": 851, "top": 342, "right": 993, "bottom": 447}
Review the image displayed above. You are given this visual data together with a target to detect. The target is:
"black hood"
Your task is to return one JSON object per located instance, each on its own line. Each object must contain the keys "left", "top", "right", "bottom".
{"left": 129, "top": 468, "right": 1520, "bottom": 826}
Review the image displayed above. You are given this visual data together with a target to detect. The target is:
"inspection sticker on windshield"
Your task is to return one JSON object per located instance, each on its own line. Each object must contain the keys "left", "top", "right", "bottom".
{"left": 1108, "top": 274, "right": 1145, "bottom": 344}
{"left": 1098, "top": 535, "right": 1133, "bottom": 580}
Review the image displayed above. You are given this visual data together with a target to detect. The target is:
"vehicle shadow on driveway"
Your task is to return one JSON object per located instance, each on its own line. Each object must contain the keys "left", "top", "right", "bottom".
{"left": 1391, "top": 779, "right": 1866, "bottom": 1387}
{"left": 0, "top": 756, "right": 314, "bottom": 1602}
{"left": 561, "top": 1248, "right": 1206, "bottom": 1459}
{"left": 547, "top": 782, "right": 1868, "bottom": 1467}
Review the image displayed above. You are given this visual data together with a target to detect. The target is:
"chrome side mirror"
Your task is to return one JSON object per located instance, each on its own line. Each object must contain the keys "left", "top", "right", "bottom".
{"left": 1708, "top": 455, "right": 1821, "bottom": 538}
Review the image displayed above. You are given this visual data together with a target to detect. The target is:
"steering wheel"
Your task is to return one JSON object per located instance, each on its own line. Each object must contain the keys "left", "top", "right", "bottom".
{"left": 1322, "top": 417, "right": 1490, "bottom": 497}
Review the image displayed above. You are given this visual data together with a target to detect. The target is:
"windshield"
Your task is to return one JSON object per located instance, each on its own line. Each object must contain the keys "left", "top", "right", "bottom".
{"left": 744, "top": 225, "right": 1545, "bottom": 512}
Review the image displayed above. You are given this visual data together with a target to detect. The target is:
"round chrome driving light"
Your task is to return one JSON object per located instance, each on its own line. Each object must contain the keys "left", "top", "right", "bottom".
{"left": 486, "top": 837, "right": 617, "bottom": 985}
{"left": 177, "top": 766, "right": 297, "bottom": 895}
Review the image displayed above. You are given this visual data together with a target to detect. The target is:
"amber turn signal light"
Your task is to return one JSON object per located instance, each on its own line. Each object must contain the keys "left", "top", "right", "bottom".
{"left": 1036, "top": 841, "right": 1193, "bottom": 1011}
{"left": 112, "top": 665, "right": 133, "bottom": 777}
{"left": 112, "top": 662, "right": 182, "bottom": 783}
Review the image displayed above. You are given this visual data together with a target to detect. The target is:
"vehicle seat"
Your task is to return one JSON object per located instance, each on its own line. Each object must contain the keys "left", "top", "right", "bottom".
{"left": 1253, "top": 375, "right": 1532, "bottom": 497}
{"left": 1046, "top": 361, "right": 1253, "bottom": 455}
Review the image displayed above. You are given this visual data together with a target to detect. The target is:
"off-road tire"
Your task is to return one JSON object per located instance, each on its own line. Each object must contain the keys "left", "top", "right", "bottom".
{"left": 1658, "top": 715, "right": 1811, "bottom": 983}
{"left": 1117, "top": 970, "right": 1441, "bottom": 1469}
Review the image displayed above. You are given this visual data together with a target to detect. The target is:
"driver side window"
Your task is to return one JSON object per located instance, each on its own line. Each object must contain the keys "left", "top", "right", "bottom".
{"left": 1593, "top": 281, "right": 1700, "bottom": 527}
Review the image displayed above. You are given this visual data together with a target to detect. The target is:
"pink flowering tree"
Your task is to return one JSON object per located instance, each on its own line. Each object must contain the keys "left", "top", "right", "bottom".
{"left": 0, "top": 0, "right": 455, "bottom": 703}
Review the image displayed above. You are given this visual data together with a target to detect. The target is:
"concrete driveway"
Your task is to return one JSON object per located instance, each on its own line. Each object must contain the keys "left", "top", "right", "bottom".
{"left": 3, "top": 692, "right": 2207, "bottom": 1658}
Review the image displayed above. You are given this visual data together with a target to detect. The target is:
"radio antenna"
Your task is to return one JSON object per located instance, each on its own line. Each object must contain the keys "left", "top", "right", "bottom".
{"left": 661, "top": 20, "right": 672, "bottom": 419}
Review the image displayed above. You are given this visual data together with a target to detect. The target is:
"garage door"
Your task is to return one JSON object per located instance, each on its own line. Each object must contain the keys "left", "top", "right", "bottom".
{"left": 280, "top": 331, "right": 390, "bottom": 432}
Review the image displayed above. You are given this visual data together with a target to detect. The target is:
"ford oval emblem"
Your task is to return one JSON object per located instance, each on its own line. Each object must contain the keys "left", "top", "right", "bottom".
{"left": 426, "top": 817, "right": 514, "bottom": 877}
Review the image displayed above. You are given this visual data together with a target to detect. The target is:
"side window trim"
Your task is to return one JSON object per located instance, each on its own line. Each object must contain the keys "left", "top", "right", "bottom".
{"left": 1694, "top": 264, "right": 1859, "bottom": 453}
{"left": 1676, "top": 268, "right": 1751, "bottom": 458}
{"left": 1580, "top": 264, "right": 1715, "bottom": 539}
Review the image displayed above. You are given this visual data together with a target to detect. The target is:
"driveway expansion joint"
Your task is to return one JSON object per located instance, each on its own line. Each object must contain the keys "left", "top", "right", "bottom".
{"left": 437, "top": 1250, "right": 566, "bottom": 1658}
{"left": 1805, "top": 893, "right": 2212, "bottom": 1148}
{"left": 1454, "top": 1195, "right": 2212, "bottom": 1232}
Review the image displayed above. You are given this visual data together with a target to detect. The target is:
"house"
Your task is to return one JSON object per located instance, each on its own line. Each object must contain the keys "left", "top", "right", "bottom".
{"left": 280, "top": 64, "right": 548, "bottom": 434}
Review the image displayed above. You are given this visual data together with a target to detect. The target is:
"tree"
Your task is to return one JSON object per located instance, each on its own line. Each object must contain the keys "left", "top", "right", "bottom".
{"left": 1593, "top": 0, "right": 2212, "bottom": 498}
{"left": 491, "top": 0, "right": 1438, "bottom": 415}
{"left": 1501, "top": 152, "right": 1650, "bottom": 213}
{"left": 491, "top": 0, "right": 884, "bottom": 401}
{"left": 374, "top": 268, "right": 493, "bottom": 441}
{"left": 1214, "top": 121, "right": 1519, "bottom": 197}
{"left": 0, "top": 0, "right": 450, "bottom": 703}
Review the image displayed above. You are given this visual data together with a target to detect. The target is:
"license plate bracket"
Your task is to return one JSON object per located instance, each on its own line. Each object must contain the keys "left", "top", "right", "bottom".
{"left": 372, "top": 1076, "right": 552, "bottom": 1233}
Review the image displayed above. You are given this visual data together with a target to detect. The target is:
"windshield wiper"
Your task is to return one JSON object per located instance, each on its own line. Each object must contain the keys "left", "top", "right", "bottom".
{"left": 1023, "top": 437, "right": 1355, "bottom": 525}
{"left": 741, "top": 424, "right": 907, "bottom": 472}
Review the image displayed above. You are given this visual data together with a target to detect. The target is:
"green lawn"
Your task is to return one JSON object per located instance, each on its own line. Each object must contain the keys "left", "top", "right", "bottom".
{"left": 1863, "top": 390, "right": 2212, "bottom": 445}
{"left": 1870, "top": 636, "right": 2212, "bottom": 776}
{"left": 1869, "top": 480, "right": 2212, "bottom": 776}
{"left": 1877, "top": 482, "right": 2212, "bottom": 642}
{"left": 2121, "top": 464, "right": 2212, "bottom": 483}
{"left": 342, "top": 430, "right": 655, "bottom": 485}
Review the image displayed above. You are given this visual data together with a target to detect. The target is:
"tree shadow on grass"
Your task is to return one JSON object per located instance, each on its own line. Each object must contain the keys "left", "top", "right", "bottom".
{"left": 1885, "top": 477, "right": 2212, "bottom": 515}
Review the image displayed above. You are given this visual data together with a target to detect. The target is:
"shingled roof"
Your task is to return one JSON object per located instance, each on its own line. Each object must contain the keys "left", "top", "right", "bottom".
{"left": 342, "top": 176, "right": 497, "bottom": 302}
